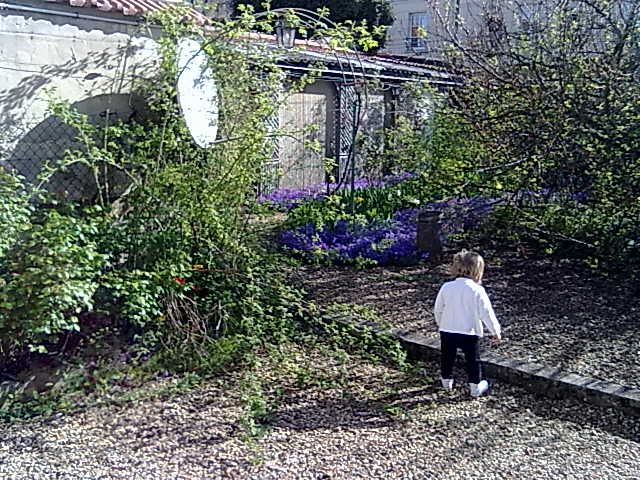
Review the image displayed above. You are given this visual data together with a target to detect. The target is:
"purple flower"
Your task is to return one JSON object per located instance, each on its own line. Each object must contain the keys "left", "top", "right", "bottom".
{"left": 278, "top": 196, "right": 496, "bottom": 267}
{"left": 258, "top": 185, "right": 329, "bottom": 210}
{"left": 572, "top": 191, "right": 588, "bottom": 203}
{"left": 258, "top": 172, "right": 417, "bottom": 211}
{"left": 279, "top": 208, "right": 425, "bottom": 266}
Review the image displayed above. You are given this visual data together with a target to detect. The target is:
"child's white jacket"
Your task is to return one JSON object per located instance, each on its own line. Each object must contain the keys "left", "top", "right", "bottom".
{"left": 434, "top": 277, "right": 501, "bottom": 338}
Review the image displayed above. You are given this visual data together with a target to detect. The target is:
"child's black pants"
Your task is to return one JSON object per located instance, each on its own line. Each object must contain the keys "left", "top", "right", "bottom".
{"left": 440, "top": 331, "right": 481, "bottom": 384}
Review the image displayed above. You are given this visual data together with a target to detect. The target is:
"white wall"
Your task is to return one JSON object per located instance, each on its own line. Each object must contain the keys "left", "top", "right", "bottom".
{"left": 386, "top": 0, "right": 436, "bottom": 55}
{"left": 0, "top": 11, "right": 158, "bottom": 142}
{"left": 0, "top": 10, "right": 159, "bottom": 198}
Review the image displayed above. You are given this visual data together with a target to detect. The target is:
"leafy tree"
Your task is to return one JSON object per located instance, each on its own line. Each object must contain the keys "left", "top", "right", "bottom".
{"left": 426, "top": 0, "right": 640, "bottom": 264}
{"left": 0, "top": 8, "right": 376, "bottom": 368}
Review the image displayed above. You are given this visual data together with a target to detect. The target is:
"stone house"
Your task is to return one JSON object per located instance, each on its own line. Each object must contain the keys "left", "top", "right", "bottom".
{"left": 384, "top": 0, "right": 637, "bottom": 59}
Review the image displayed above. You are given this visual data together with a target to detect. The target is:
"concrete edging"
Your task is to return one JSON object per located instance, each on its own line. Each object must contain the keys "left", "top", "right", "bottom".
{"left": 396, "top": 331, "right": 640, "bottom": 414}
{"left": 325, "top": 314, "right": 640, "bottom": 414}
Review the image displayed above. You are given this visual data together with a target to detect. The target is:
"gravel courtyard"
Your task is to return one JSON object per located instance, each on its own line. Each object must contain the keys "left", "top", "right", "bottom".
{"left": 1, "top": 345, "right": 639, "bottom": 479}
{"left": 296, "top": 250, "right": 640, "bottom": 389}
{"left": 3, "top": 252, "right": 639, "bottom": 479}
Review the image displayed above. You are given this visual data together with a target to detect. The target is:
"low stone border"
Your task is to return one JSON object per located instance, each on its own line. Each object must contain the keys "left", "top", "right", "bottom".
{"left": 396, "top": 330, "right": 640, "bottom": 414}
{"left": 324, "top": 314, "right": 640, "bottom": 414}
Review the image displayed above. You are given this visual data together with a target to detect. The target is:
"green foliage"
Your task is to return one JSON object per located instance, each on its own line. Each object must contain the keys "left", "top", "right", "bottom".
{"left": 238, "top": 368, "right": 272, "bottom": 438}
{"left": 412, "top": 112, "right": 483, "bottom": 197}
{"left": 99, "top": 15, "right": 313, "bottom": 370}
{"left": 149, "top": 256, "right": 307, "bottom": 375}
{"left": 315, "top": 303, "right": 407, "bottom": 369}
{"left": 285, "top": 180, "right": 424, "bottom": 229}
{"left": 0, "top": 168, "right": 32, "bottom": 260}
{"left": 379, "top": 86, "right": 484, "bottom": 201}
{"left": 0, "top": 360, "right": 205, "bottom": 422}
{"left": 0, "top": 7, "right": 426, "bottom": 421}
{"left": 286, "top": 193, "right": 356, "bottom": 228}
{"left": 234, "top": 0, "right": 393, "bottom": 50}
{"left": 100, "top": 270, "right": 165, "bottom": 330}
{"left": 0, "top": 10, "right": 308, "bottom": 368}
{"left": 0, "top": 208, "right": 107, "bottom": 358}
{"left": 445, "top": 0, "right": 640, "bottom": 265}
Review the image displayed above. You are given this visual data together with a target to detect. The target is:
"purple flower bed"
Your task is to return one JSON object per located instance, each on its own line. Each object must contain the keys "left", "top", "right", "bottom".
{"left": 259, "top": 172, "right": 416, "bottom": 211}
{"left": 280, "top": 209, "right": 424, "bottom": 266}
{"left": 258, "top": 185, "right": 328, "bottom": 211}
{"left": 280, "top": 197, "right": 494, "bottom": 266}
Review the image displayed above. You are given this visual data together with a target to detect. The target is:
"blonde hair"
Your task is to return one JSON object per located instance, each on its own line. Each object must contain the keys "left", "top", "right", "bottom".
{"left": 450, "top": 250, "right": 485, "bottom": 283}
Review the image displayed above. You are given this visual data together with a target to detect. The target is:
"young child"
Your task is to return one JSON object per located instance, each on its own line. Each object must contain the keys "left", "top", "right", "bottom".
{"left": 433, "top": 250, "right": 502, "bottom": 397}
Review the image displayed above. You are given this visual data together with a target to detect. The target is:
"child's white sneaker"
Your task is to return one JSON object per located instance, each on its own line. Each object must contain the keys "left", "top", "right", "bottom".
{"left": 441, "top": 378, "right": 454, "bottom": 390}
{"left": 469, "top": 380, "right": 489, "bottom": 397}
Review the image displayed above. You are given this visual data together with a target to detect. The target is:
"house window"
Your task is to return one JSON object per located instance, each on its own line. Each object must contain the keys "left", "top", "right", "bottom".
{"left": 408, "top": 13, "right": 429, "bottom": 49}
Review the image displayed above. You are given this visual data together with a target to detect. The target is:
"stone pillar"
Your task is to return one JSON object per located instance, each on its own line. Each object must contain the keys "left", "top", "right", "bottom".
{"left": 416, "top": 209, "right": 442, "bottom": 261}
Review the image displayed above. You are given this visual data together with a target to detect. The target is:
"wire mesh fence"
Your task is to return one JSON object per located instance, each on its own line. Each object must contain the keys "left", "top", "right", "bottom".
{"left": 1, "top": 108, "right": 136, "bottom": 203}
{"left": 1, "top": 84, "right": 391, "bottom": 201}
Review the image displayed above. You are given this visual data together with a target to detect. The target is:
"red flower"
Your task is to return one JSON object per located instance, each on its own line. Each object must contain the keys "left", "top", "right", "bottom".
{"left": 174, "top": 277, "right": 186, "bottom": 285}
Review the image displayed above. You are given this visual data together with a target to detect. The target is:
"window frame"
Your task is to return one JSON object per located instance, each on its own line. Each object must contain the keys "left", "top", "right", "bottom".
{"left": 407, "top": 12, "right": 429, "bottom": 50}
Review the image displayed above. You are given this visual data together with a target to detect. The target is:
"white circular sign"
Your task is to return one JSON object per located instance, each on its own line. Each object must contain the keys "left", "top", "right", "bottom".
{"left": 177, "top": 38, "right": 219, "bottom": 147}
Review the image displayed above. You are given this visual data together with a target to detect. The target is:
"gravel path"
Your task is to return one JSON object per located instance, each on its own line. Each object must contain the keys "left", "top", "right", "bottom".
{"left": 296, "top": 251, "right": 640, "bottom": 389}
{"left": 1, "top": 345, "right": 638, "bottom": 479}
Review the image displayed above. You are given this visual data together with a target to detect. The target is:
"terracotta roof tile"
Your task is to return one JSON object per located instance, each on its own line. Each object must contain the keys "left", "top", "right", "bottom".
{"left": 42, "top": 0, "right": 209, "bottom": 24}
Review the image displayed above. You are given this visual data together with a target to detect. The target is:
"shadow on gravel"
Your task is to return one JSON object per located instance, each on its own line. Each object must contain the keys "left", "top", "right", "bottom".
{"left": 269, "top": 375, "right": 475, "bottom": 433}
{"left": 272, "top": 383, "right": 639, "bottom": 444}
{"left": 271, "top": 358, "right": 640, "bottom": 444}
{"left": 514, "top": 392, "right": 640, "bottom": 443}
{"left": 271, "top": 394, "right": 413, "bottom": 432}
{"left": 105, "top": 416, "right": 239, "bottom": 449}
{"left": 435, "top": 364, "right": 640, "bottom": 444}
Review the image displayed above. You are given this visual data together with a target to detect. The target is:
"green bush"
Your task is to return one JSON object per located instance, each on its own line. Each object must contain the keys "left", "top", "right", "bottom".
{"left": 0, "top": 208, "right": 107, "bottom": 357}
{"left": 0, "top": 10, "right": 318, "bottom": 371}
{"left": 440, "top": 1, "right": 640, "bottom": 265}
{"left": 0, "top": 168, "right": 32, "bottom": 260}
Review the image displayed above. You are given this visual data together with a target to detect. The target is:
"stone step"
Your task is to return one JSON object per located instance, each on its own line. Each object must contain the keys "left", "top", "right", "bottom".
{"left": 323, "top": 313, "right": 640, "bottom": 414}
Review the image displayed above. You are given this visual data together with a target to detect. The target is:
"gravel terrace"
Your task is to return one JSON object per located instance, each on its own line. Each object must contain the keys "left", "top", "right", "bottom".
{"left": 295, "top": 250, "right": 640, "bottom": 389}
{"left": 1, "top": 345, "right": 639, "bottom": 479}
